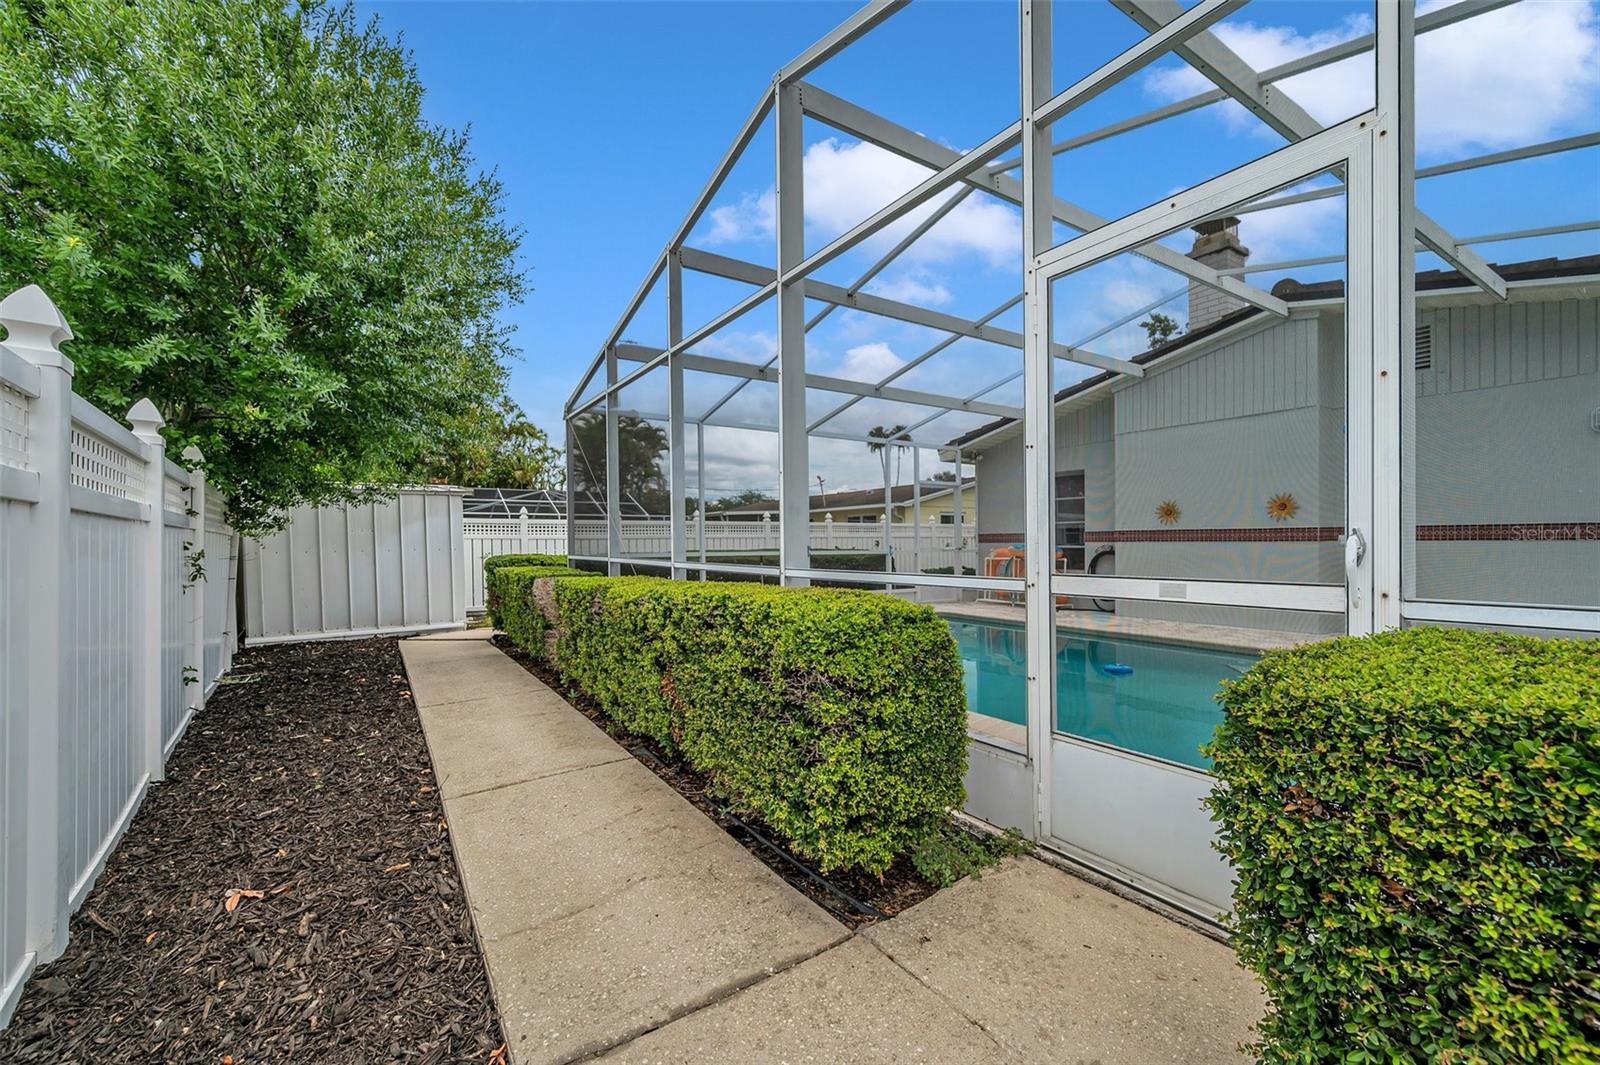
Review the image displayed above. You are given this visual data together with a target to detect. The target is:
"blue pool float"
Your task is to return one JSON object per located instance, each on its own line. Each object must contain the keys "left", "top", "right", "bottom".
{"left": 1103, "top": 663, "right": 1134, "bottom": 676}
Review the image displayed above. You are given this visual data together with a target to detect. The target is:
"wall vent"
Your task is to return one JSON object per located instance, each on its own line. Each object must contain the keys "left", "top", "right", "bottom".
{"left": 1415, "top": 324, "right": 1433, "bottom": 371}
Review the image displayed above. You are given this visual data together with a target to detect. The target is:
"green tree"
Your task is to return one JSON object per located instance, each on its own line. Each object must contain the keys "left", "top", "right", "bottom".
{"left": 0, "top": 0, "right": 524, "bottom": 530}
{"left": 705, "top": 488, "right": 774, "bottom": 514}
{"left": 420, "top": 398, "right": 562, "bottom": 490}
{"left": 866, "top": 423, "right": 909, "bottom": 521}
{"left": 1138, "top": 311, "right": 1182, "bottom": 347}
{"left": 568, "top": 411, "right": 669, "bottom": 516}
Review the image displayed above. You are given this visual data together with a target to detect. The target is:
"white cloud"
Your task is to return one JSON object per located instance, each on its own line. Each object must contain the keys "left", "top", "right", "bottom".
{"left": 1413, "top": 0, "right": 1600, "bottom": 155}
{"left": 701, "top": 137, "right": 1020, "bottom": 267}
{"left": 919, "top": 195, "right": 1021, "bottom": 268}
{"left": 1098, "top": 277, "right": 1166, "bottom": 318}
{"left": 863, "top": 273, "right": 954, "bottom": 306}
{"left": 1142, "top": 2, "right": 1600, "bottom": 157}
{"left": 1051, "top": 255, "right": 1180, "bottom": 357}
{"left": 691, "top": 328, "right": 776, "bottom": 362}
{"left": 804, "top": 137, "right": 1020, "bottom": 266}
{"left": 1235, "top": 186, "right": 1346, "bottom": 262}
{"left": 836, "top": 341, "right": 905, "bottom": 381}
{"left": 700, "top": 425, "right": 779, "bottom": 494}
{"left": 704, "top": 190, "right": 774, "bottom": 246}
{"left": 1144, "top": 14, "right": 1375, "bottom": 130}
{"left": 697, "top": 426, "right": 910, "bottom": 498}
{"left": 807, "top": 435, "right": 912, "bottom": 494}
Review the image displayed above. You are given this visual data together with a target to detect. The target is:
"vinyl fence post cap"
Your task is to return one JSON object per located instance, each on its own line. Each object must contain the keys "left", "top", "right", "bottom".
{"left": 127, "top": 397, "right": 166, "bottom": 439}
{"left": 0, "top": 283, "right": 75, "bottom": 370}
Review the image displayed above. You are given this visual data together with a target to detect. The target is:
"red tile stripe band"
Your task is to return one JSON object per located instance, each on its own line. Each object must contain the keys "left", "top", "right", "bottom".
{"left": 975, "top": 522, "right": 1598, "bottom": 545}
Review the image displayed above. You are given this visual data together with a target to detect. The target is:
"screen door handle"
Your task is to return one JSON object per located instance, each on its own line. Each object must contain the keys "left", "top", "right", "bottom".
{"left": 1345, "top": 527, "right": 1367, "bottom": 610}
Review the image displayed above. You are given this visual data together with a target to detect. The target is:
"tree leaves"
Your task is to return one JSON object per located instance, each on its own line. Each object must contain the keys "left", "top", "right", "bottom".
{"left": 531, "top": 571, "right": 970, "bottom": 875}
{"left": 222, "top": 888, "right": 264, "bottom": 914}
{"left": 1204, "top": 627, "right": 1600, "bottom": 1063}
{"left": 0, "top": 0, "right": 527, "bottom": 531}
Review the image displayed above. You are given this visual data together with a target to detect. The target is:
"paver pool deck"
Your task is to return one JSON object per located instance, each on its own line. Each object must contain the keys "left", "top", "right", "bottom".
{"left": 400, "top": 630, "right": 1264, "bottom": 1065}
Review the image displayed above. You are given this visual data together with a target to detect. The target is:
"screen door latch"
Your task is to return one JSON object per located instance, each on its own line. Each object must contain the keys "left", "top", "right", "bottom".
{"left": 1345, "top": 527, "right": 1367, "bottom": 610}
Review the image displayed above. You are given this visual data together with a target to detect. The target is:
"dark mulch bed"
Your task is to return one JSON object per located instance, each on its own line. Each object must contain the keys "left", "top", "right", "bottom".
{"left": 490, "top": 634, "right": 940, "bottom": 928}
{"left": 0, "top": 638, "right": 504, "bottom": 1065}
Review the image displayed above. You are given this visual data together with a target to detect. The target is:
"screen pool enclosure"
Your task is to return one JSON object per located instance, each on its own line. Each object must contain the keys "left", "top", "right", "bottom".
{"left": 564, "top": 0, "right": 1600, "bottom": 917}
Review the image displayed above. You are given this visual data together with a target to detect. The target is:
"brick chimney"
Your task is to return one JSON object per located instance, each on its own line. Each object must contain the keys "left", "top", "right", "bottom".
{"left": 1187, "top": 216, "right": 1249, "bottom": 331}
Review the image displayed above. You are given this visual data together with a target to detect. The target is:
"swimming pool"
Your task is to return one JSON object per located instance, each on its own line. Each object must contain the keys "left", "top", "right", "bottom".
{"left": 946, "top": 617, "right": 1257, "bottom": 771}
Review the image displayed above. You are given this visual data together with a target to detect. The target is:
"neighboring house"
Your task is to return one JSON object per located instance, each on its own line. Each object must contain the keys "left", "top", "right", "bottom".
{"left": 945, "top": 219, "right": 1598, "bottom": 634}
{"left": 713, "top": 480, "right": 977, "bottom": 524}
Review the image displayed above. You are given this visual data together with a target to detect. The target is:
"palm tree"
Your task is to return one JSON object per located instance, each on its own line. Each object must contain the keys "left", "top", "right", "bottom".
{"left": 866, "top": 424, "right": 909, "bottom": 525}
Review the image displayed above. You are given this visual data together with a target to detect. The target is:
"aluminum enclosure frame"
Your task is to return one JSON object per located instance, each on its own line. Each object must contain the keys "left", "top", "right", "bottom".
{"left": 567, "top": 0, "right": 1600, "bottom": 865}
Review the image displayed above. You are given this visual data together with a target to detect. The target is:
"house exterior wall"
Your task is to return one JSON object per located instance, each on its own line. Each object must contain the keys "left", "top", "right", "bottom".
{"left": 967, "top": 289, "right": 1597, "bottom": 630}
{"left": 1110, "top": 314, "right": 1343, "bottom": 632}
{"left": 975, "top": 433, "right": 1024, "bottom": 549}
{"left": 816, "top": 502, "right": 891, "bottom": 522}
{"left": 1410, "top": 295, "right": 1599, "bottom": 609}
{"left": 817, "top": 489, "right": 972, "bottom": 524}
{"left": 893, "top": 488, "right": 970, "bottom": 524}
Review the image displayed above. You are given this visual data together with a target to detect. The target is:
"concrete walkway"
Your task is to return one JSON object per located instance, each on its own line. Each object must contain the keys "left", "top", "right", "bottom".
{"left": 400, "top": 631, "right": 1263, "bottom": 1065}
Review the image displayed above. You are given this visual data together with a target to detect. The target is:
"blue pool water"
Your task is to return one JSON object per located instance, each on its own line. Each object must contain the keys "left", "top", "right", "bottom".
{"left": 947, "top": 618, "right": 1256, "bottom": 771}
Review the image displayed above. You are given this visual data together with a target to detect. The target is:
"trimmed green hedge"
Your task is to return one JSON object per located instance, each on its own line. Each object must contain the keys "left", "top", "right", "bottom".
{"left": 811, "top": 551, "right": 891, "bottom": 572}
{"left": 483, "top": 552, "right": 567, "bottom": 627}
{"left": 483, "top": 561, "right": 583, "bottom": 644}
{"left": 1205, "top": 627, "right": 1600, "bottom": 1064}
{"left": 484, "top": 552, "right": 566, "bottom": 571}
{"left": 525, "top": 575, "right": 967, "bottom": 874}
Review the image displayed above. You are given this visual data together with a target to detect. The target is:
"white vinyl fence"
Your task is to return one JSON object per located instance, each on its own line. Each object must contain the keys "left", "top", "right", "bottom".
{"left": 465, "top": 511, "right": 979, "bottom": 610}
{"left": 243, "top": 488, "right": 467, "bottom": 644}
{"left": 590, "top": 517, "right": 980, "bottom": 574}
{"left": 462, "top": 509, "right": 566, "bottom": 612}
{"left": 0, "top": 285, "right": 237, "bottom": 1029}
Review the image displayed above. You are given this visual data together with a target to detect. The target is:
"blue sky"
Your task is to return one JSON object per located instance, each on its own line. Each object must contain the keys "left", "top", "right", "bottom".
{"left": 361, "top": 1, "right": 1599, "bottom": 497}
{"left": 359, "top": 1, "right": 861, "bottom": 450}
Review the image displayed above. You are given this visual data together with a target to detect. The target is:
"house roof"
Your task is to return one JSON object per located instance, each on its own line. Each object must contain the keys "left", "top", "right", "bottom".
{"left": 716, "top": 479, "right": 975, "bottom": 515}
{"left": 1270, "top": 252, "right": 1600, "bottom": 301}
{"left": 944, "top": 252, "right": 1600, "bottom": 453}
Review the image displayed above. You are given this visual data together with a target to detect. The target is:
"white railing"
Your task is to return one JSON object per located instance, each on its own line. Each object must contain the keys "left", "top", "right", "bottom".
{"left": 589, "top": 516, "right": 979, "bottom": 573}
{"left": 0, "top": 285, "right": 237, "bottom": 1030}
{"left": 466, "top": 508, "right": 978, "bottom": 609}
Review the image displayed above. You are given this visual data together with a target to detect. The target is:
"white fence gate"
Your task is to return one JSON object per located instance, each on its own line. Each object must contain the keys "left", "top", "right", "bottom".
{"left": 243, "top": 488, "right": 467, "bottom": 644}
{"left": 0, "top": 285, "right": 237, "bottom": 1029}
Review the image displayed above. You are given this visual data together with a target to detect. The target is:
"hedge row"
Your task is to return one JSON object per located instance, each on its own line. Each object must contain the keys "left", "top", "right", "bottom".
{"left": 494, "top": 565, "right": 968, "bottom": 874}
{"left": 483, "top": 551, "right": 566, "bottom": 626}
{"left": 481, "top": 553, "right": 578, "bottom": 636}
{"left": 483, "top": 552, "right": 566, "bottom": 572}
{"left": 1205, "top": 627, "right": 1599, "bottom": 1064}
